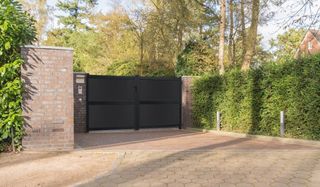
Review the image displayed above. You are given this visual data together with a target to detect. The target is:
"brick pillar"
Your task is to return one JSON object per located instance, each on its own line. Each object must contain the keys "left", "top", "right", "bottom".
{"left": 181, "top": 76, "right": 195, "bottom": 129}
{"left": 74, "top": 72, "right": 87, "bottom": 133}
{"left": 21, "top": 46, "right": 74, "bottom": 151}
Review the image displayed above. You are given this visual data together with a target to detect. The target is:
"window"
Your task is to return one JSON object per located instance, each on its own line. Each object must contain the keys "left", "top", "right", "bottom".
{"left": 308, "top": 41, "right": 312, "bottom": 50}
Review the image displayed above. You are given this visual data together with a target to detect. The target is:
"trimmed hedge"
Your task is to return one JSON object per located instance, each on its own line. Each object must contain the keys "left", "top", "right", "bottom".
{"left": 192, "top": 55, "right": 320, "bottom": 140}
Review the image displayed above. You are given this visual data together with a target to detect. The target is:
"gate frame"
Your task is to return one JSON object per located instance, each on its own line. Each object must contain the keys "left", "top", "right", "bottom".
{"left": 86, "top": 75, "right": 182, "bottom": 131}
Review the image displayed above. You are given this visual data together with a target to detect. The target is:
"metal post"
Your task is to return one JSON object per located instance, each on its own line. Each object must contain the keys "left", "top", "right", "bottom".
{"left": 209, "top": 111, "right": 213, "bottom": 129}
{"left": 86, "top": 73, "right": 89, "bottom": 132}
{"left": 216, "top": 111, "right": 221, "bottom": 131}
{"left": 179, "top": 77, "right": 182, "bottom": 129}
{"left": 134, "top": 76, "right": 140, "bottom": 130}
{"left": 11, "top": 127, "right": 15, "bottom": 152}
{"left": 280, "top": 111, "right": 285, "bottom": 137}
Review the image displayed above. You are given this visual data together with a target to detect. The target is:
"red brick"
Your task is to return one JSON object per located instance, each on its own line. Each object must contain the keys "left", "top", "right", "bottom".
{"left": 181, "top": 76, "right": 196, "bottom": 129}
{"left": 21, "top": 46, "right": 74, "bottom": 151}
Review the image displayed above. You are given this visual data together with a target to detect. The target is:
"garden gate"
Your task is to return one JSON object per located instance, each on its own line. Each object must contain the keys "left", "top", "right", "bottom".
{"left": 87, "top": 75, "right": 181, "bottom": 130}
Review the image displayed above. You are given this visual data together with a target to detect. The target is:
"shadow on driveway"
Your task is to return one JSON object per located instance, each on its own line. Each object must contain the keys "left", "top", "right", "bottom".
{"left": 77, "top": 132, "right": 320, "bottom": 186}
{"left": 75, "top": 129, "right": 318, "bottom": 151}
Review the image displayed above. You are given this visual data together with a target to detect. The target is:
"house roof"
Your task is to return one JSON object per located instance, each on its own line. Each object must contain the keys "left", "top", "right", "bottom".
{"left": 309, "top": 29, "right": 320, "bottom": 42}
{"left": 294, "top": 29, "right": 320, "bottom": 58}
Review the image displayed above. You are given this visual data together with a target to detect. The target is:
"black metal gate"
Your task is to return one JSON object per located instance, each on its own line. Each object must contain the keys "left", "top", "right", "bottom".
{"left": 87, "top": 75, "right": 181, "bottom": 130}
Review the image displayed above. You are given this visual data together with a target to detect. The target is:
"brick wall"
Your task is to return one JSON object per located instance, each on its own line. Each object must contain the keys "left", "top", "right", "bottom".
{"left": 21, "top": 46, "right": 74, "bottom": 151}
{"left": 181, "top": 76, "right": 195, "bottom": 128}
{"left": 74, "top": 73, "right": 87, "bottom": 133}
{"left": 297, "top": 31, "right": 320, "bottom": 58}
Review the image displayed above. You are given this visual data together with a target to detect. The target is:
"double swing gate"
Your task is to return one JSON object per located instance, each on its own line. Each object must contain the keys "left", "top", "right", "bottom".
{"left": 87, "top": 75, "right": 182, "bottom": 130}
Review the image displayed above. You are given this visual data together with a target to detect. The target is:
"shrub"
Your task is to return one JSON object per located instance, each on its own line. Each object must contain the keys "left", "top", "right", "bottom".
{"left": 0, "top": 0, "right": 36, "bottom": 151}
{"left": 192, "top": 55, "right": 320, "bottom": 140}
{"left": 106, "top": 60, "right": 139, "bottom": 76}
{"left": 106, "top": 59, "right": 176, "bottom": 77}
{"left": 176, "top": 38, "right": 217, "bottom": 76}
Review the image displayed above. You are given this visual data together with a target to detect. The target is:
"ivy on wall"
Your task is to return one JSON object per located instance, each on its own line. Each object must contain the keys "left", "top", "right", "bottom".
{"left": 192, "top": 55, "right": 320, "bottom": 140}
{"left": 0, "top": 0, "right": 36, "bottom": 152}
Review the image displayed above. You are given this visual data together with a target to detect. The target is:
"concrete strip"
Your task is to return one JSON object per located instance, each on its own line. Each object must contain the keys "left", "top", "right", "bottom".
{"left": 186, "top": 128, "right": 320, "bottom": 148}
{"left": 22, "top": 45, "right": 73, "bottom": 51}
{"left": 89, "top": 128, "right": 181, "bottom": 134}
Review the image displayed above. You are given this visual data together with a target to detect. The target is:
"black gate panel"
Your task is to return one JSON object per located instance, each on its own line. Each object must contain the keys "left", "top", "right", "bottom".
{"left": 87, "top": 76, "right": 136, "bottom": 130}
{"left": 87, "top": 75, "right": 181, "bottom": 130}
{"left": 139, "top": 78, "right": 181, "bottom": 128}
{"left": 139, "top": 78, "right": 181, "bottom": 101}
{"left": 88, "top": 77, "right": 135, "bottom": 102}
{"left": 139, "top": 104, "right": 180, "bottom": 128}
{"left": 89, "top": 105, "right": 135, "bottom": 130}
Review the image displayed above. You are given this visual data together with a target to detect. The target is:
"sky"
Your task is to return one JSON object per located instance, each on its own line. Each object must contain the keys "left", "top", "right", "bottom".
{"left": 46, "top": 0, "right": 320, "bottom": 49}
{"left": 259, "top": 0, "right": 320, "bottom": 48}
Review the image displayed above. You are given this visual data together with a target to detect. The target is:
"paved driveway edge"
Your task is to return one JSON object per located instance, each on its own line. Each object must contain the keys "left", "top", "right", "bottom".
{"left": 186, "top": 128, "right": 320, "bottom": 148}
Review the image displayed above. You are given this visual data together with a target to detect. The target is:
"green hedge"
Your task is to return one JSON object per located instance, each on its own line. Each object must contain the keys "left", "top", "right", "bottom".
{"left": 0, "top": 0, "right": 36, "bottom": 152}
{"left": 192, "top": 55, "right": 320, "bottom": 140}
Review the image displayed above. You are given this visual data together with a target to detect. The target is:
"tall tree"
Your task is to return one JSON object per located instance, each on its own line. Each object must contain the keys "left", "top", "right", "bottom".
{"left": 240, "top": 0, "right": 246, "bottom": 62}
{"left": 241, "top": 0, "right": 260, "bottom": 71}
{"left": 45, "top": 0, "right": 98, "bottom": 54}
{"left": 228, "top": 0, "right": 234, "bottom": 64}
{"left": 36, "top": 0, "right": 48, "bottom": 42}
{"left": 56, "top": 0, "right": 97, "bottom": 31}
{"left": 19, "top": 0, "right": 48, "bottom": 43}
{"left": 218, "top": 0, "right": 226, "bottom": 75}
{"left": 129, "top": 8, "right": 148, "bottom": 75}
{"left": 270, "top": 29, "right": 305, "bottom": 62}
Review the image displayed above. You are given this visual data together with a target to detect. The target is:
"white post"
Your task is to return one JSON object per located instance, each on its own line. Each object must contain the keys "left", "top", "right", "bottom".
{"left": 280, "top": 111, "right": 285, "bottom": 137}
{"left": 217, "top": 111, "right": 221, "bottom": 131}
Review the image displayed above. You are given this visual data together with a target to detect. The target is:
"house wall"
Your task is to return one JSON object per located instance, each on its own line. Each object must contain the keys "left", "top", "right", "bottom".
{"left": 21, "top": 46, "right": 74, "bottom": 151}
{"left": 298, "top": 31, "right": 320, "bottom": 56}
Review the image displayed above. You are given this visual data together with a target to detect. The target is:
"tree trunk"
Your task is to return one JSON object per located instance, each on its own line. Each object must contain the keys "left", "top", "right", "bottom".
{"left": 228, "top": 0, "right": 234, "bottom": 65}
{"left": 178, "top": 25, "right": 183, "bottom": 52}
{"left": 241, "top": 0, "right": 260, "bottom": 71}
{"left": 140, "top": 34, "right": 144, "bottom": 75}
{"left": 74, "top": 0, "right": 79, "bottom": 31}
{"left": 240, "top": 0, "right": 246, "bottom": 61}
{"left": 218, "top": 0, "right": 226, "bottom": 75}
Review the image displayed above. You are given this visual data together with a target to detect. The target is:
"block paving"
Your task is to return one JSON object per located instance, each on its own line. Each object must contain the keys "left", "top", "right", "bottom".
{"left": 76, "top": 131, "right": 320, "bottom": 187}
